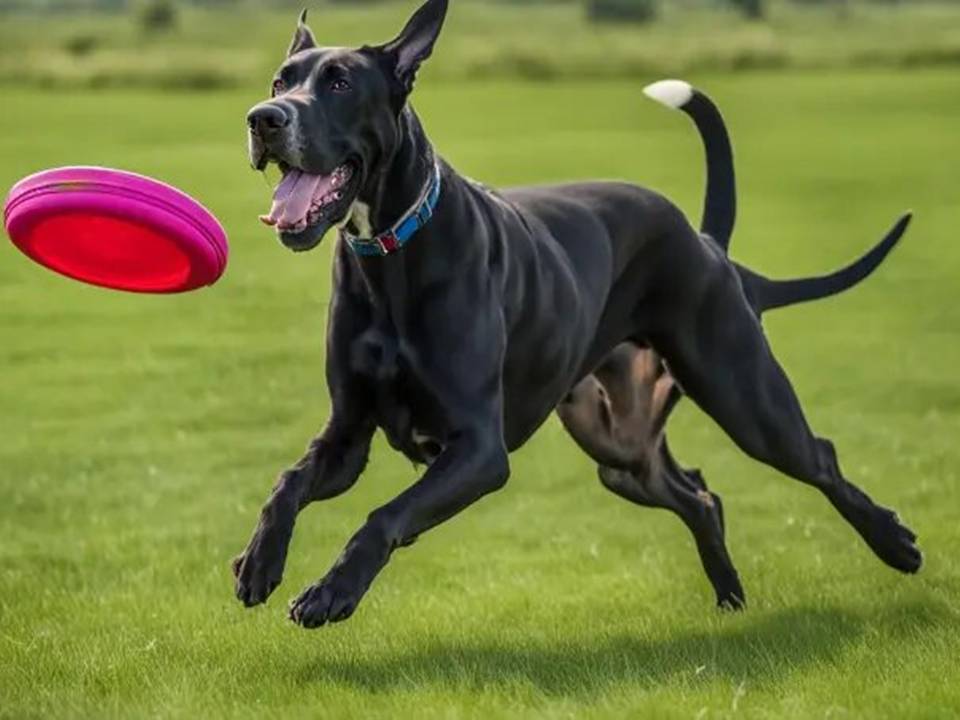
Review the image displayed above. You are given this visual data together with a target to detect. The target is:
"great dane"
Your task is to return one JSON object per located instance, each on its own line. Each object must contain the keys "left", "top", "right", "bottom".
{"left": 234, "top": 0, "right": 920, "bottom": 627}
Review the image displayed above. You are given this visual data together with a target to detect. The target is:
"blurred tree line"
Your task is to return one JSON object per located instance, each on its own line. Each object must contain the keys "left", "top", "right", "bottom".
{"left": 585, "top": 0, "right": 940, "bottom": 23}
{"left": 0, "top": 0, "right": 951, "bottom": 23}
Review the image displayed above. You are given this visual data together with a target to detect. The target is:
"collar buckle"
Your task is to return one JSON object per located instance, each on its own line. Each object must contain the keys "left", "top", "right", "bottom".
{"left": 377, "top": 231, "right": 400, "bottom": 255}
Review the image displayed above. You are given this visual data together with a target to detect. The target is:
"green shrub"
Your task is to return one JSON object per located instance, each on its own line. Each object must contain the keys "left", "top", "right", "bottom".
{"left": 138, "top": 0, "right": 179, "bottom": 34}
{"left": 728, "top": 0, "right": 765, "bottom": 19}
{"left": 586, "top": 0, "right": 657, "bottom": 25}
{"left": 63, "top": 34, "right": 101, "bottom": 57}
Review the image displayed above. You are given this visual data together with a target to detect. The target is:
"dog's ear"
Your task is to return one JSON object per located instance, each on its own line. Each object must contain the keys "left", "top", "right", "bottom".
{"left": 379, "top": 0, "right": 448, "bottom": 94}
{"left": 288, "top": 9, "right": 317, "bottom": 57}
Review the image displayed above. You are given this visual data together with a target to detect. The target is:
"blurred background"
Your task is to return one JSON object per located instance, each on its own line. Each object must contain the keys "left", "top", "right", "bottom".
{"left": 1, "top": 0, "right": 960, "bottom": 88}
{"left": 2, "top": 1, "right": 959, "bottom": 718}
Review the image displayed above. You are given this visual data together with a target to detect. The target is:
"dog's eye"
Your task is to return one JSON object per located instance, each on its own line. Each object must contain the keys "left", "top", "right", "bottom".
{"left": 330, "top": 78, "right": 352, "bottom": 93}
{"left": 271, "top": 79, "right": 285, "bottom": 96}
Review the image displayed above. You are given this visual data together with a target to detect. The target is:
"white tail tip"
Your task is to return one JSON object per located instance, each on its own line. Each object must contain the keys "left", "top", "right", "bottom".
{"left": 643, "top": 79, "right": 694, "bottom": 110}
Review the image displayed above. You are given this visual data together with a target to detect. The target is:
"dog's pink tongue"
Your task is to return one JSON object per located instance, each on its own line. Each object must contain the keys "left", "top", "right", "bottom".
{"left": 267, "top": 170, "right": 319, "bottom": 227}
{"left": 261, "top": 170, "right": 334, "bottom": 228}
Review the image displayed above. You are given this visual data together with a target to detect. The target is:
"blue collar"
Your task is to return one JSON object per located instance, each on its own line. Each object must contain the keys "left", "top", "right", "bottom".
{"left": 341, "top": 161, "right": 442, "bottom": 257}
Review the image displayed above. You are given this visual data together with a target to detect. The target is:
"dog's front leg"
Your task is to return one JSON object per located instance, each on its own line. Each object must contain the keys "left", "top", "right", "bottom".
{"left": 233, "top": 414, "right": 376, "bottom": 607}
{"left": 289, "top": 418, "right": 509, "bottom": 628}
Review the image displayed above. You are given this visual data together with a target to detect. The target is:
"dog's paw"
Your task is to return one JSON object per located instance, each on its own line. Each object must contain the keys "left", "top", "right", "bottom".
{"left": 716, "top": 585, "right": 746, "bottom": 611}
{"left": 710, "top": 557, "right": 746, "bottom": 612}
{"left": 232, "top": 518, "right": 293, "bottom": 607}
{"left": 288, "top": 570, "right": 368, "bottom": 628}
{"left": 829, "top": 483, "right": 922, "bottom": 575}
{"left": 233, "top": 555, "right": 282, "bottom": 607}
{"left": 869, "top": 508, "right": 922, "bottom": 574}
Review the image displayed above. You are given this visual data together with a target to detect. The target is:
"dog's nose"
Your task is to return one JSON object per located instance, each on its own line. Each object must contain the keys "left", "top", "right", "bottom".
{"left": 247, "top": 103, "right": 289, "bottom": 135}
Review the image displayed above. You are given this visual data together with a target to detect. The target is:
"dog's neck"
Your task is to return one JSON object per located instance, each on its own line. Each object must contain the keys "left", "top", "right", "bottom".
{"left": 345, "top": 106, "right": 436, "bottom": 238}
{"left": 341, "top": 104, "right": 462, "bottom": 328}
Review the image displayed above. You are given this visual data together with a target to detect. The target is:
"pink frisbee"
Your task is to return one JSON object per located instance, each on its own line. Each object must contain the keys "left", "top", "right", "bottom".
{"left": 3, "top": 166, "right": 228, "bottom": 293}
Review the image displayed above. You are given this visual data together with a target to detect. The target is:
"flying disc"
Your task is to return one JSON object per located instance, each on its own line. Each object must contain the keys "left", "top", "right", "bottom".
{"left": 3, "top": 167, "right": 228, "bottom": 293}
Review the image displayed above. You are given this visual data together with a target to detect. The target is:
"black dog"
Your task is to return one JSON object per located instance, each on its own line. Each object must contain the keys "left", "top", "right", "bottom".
{"left": 234, "top": 0, "right": 920, "bottom": 627}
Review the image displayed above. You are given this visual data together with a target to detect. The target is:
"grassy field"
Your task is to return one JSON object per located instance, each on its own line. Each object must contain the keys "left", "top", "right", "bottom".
{"left": 3, "top": 1, "right": 960, "bottom": 87}
{"left": 1, "top": 69, "right": 959, "bottom": 718}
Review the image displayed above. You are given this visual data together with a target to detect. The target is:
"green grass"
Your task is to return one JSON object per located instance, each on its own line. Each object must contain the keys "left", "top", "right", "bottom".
{"left": 1, "top": 69, "right": 959, "bottom": 717}
{"left": 4, "top": 1, "right": 960, "bottom": 87}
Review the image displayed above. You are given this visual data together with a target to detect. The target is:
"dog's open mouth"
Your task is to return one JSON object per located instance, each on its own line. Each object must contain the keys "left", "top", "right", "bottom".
{"left": 259, "top": 159, "right": 361, "bottom": 251}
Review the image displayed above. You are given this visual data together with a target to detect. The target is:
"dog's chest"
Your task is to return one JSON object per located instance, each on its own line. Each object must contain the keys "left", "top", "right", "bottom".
{"left": 351, "top": 325, "right": 446, "bottom": 464}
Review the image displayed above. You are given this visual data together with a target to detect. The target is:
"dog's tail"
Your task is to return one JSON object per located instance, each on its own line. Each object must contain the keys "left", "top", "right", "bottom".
{"left": 644, "top": 79, "right": 736, "bottom": 251}
{"left": 738, "top": 213, "right": 912, "bottom": 314}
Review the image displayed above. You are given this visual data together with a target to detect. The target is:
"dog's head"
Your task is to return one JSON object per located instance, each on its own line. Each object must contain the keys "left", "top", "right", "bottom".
{"left": 247, "top": 0, "right": 448, "bottom": 251}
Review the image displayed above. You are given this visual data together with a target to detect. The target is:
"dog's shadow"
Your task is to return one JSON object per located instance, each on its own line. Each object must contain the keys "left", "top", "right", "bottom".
{"left": 294, "top": 599, "right": 947, "bottom": 698}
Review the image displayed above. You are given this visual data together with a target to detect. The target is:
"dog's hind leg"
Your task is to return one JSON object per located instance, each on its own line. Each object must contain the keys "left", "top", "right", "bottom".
{"left": 557, "top": 344, "right": 744, "bottom": 607}
{"left": 599, "top": 437, "right": 745, "bottom": 608}
{"left": 650, "top": 262, "right": 922, "bottom": 576}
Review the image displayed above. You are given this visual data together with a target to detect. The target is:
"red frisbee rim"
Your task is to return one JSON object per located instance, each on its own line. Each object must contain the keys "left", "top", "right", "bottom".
{"left": 3, "top": 166, "right": 228, "bottom": 294}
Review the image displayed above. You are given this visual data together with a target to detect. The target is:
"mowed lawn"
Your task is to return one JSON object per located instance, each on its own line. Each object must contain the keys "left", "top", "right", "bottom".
{"left": 1, "top": 70, "right": 958, "bottom": 719}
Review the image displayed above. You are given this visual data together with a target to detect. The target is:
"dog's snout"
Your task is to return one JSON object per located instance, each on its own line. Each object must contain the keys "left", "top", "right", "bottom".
{"left": 247, "top": 103, "right": 290, "bottom": 135}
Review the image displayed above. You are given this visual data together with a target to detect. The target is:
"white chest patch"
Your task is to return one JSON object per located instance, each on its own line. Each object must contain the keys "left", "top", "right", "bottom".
{"left": 412, "top": 428, "right": 443, "bottom": 464}
{"left": 341, "top": 200, "right": 373, "bottom": 237}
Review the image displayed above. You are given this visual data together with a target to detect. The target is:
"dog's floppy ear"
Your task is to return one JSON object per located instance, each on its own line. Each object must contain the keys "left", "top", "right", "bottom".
{"left": 288, "top": 9, "right": 317, "bottom": 57}
{"left": 379, "top": 0, "right": 448, "bottom": 94}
